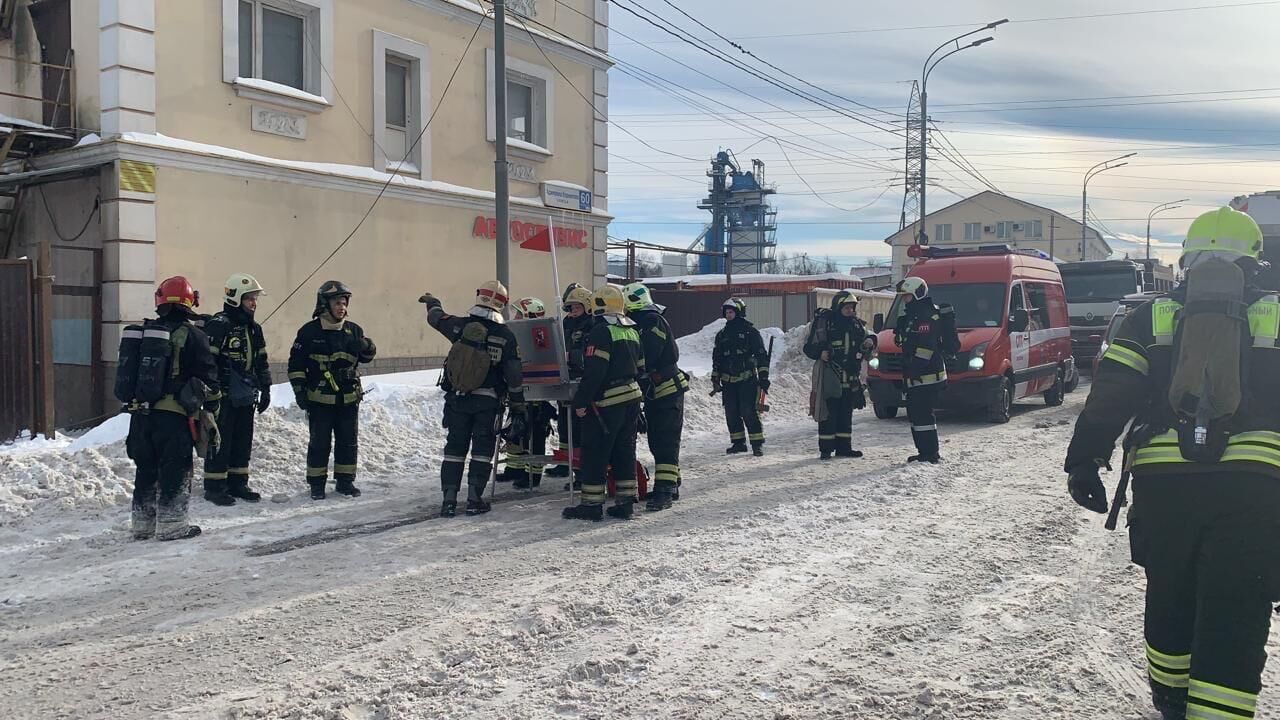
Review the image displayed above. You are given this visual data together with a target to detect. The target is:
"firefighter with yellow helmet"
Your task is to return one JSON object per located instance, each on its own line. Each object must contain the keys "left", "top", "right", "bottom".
{"left": 201, "top": 273, "right": 272, "bottom": 506}
{"left": 563, "top": 284, "right": 644, "bottom": 521}
{"left": 549, "top": 283, "right": 595, "bottom": 485}
{"left": 1066, "top": 207, "right": 1280, "bottom": 720}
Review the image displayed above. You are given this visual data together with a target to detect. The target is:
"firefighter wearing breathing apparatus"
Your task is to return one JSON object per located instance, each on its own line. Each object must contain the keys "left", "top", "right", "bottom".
{"left": 116, "top": 276, "right": 220, "bottom": 541}
{"left": 201, "top": 273, "right": 272, "bottom": 507}
{"left": 804, "top": 290, "right": 876, "bottom": 460}
{"left": 624, "top": 282, "right": 689, "bottom": 511}
{"left": 499, "top": 297, "right": 555, "bottom": 490}
{"left": 712, "top": 297, "right": 770, "bottom": 456}
{"left": 894, "top": 277, "right": 959, "bottom": 464}
{"left": 422, "top": 281, "right": 524, "bottom": 518}
{"left": 288, "top": 281, "right": 377, "bottom": 500}
{"left": 563, "top": 284, "right": 644, "bottom": 522}
{"left": 1066, "top": 207, "right": 1280, "bottom": 720}
{"left": 550, "top": 283, "right": 595, "bottom": 484}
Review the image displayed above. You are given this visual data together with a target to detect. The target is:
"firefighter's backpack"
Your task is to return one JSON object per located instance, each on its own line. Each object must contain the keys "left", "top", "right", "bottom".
{"left": 114, "top": 321, "right": 187, "bottom": 404}
{"left": 444, "top": 321, "right": 493, "bottom": 394}
{"left": 1166, "top": 256, "right": 1249, "bottom": 462}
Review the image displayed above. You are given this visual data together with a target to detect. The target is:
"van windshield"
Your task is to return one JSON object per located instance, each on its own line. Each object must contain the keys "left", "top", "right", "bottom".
{"left": 886, "top": 283, "right": 1007, "bottom": 329}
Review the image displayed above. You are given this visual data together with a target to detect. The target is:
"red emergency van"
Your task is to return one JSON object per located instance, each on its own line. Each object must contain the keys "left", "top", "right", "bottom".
{"left": 866, "top": 245, "right": 1076, "bottom": 423}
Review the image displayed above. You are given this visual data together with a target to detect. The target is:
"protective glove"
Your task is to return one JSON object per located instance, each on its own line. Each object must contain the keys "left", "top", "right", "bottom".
{"left": 418, "top": 292, "right": 441, "bottom": 310}
{"left": 256, "top": 386, "right": 271, "bottom": 415}
{"left": 294, "top": 391, "right": 309, "bottom": 413}
{"left": 1068, "top": 463, "right": 1109, "bottom": 514}
{"left": 636, "top": 410, "right": 648, "bottom": 435}
{"left": 509, "top": 408, "right": 529, "bottom": 442}
{"left": 360, "top": 337, "right": 376, "bottom": 362}
{"left": 851, "top": 386, "right": 866, "bottom": 410}
{"left": 758, "top": 376, "right": 771, "bottom": 393}
{"left": 710, "top": 377, "right": 722, "bottom": 396}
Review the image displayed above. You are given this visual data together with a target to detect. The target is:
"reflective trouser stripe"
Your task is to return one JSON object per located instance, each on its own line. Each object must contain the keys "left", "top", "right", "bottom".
{"left": 228, "top": 467, "right": 249, "bottom": 475}
{"left": 835, "top": 432, "right": 851, "bottom": 439}
{"left": 749, "top": 432, "right": 765, "bottom": 443}
{"left": 581, "top": 483, "right": 607, "bottom": 504}
{"left": 1188, "top": 679, "right": 1257, "bottom": 717}
{"left": 730, "top": 432, "right": 746, "bottom": 441}
{"left": 334, "top": 464, "right": 357, "bottom": 475}
{"left": 1150, "top": 665, "right": 1190, "bottom": 689}
{"left": 443, "top": 455, "right": 467, "bottom": 464}
{"left": 912, "top": 424, "right": 938, "bottom": 432}
{"left": 1147, "top": 644, "right": 1191, "bottom": 670}
{"left": 654, "top": 463, "right": 680, "bottom": 482}
{"left": 203, "top": 471, "right": 228, "bottom": 480}
{"left": 818, "top": 434, "right": 836, "bottom": 441}
{"left": 306, "top": 467, "right": 327, "bottom": 478}
{"left": 1188, "top": 707, "right": 1252, "bottom": 720}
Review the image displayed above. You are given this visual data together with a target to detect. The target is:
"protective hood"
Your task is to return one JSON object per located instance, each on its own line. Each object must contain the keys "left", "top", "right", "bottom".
{"left": 469, "top": 305, "right": 504, "bottom": 324}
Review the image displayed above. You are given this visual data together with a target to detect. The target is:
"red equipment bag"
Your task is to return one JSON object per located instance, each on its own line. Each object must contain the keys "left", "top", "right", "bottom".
{"left": 551, "top": 448, "right": 650, "bottom": 500}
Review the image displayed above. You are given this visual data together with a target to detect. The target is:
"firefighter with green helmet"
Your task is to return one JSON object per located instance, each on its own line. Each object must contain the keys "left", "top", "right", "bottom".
{"left": 288, "top": 281, "right": 377, "bottom": 500}
{"left": 1066, "top": 207, "right": 1280, "bottom": 720}
{"left": 624, "top": 281, "right": 689, "bottom": 510}
{"left": 563, "top": 284, "right": 645, "bottom": 522}
{"left": 201, "top": 273, "right": 272, "bottom": 506}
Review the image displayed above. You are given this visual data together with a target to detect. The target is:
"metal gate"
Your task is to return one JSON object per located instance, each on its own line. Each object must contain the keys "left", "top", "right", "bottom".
{"left": 0, "top": 259, "right": 34, "bottom": 440}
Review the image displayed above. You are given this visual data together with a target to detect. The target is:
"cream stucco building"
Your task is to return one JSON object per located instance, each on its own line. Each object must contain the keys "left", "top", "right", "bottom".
{"left": 0, "top": 0, "right": 611, "bottom": 425}
{"left": 883, "top": 191, "right": 1111, "bottom": 282}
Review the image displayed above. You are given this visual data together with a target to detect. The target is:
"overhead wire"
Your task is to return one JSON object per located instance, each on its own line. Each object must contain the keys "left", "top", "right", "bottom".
{"left": 772, "top": 137, "right": 898, "bottom": 212}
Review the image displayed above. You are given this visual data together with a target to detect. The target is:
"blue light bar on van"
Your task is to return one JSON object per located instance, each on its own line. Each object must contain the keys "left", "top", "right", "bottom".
{"left": 907, "top": 244, "right": 1051, "bottom": 260}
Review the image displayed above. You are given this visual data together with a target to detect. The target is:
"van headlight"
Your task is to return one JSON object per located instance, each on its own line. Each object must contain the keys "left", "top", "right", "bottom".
{"left": 869, "top": 357, "right": 880, "bottom": 370}
{"left": 968, "top": 342, "right": 989, "bottom": 371}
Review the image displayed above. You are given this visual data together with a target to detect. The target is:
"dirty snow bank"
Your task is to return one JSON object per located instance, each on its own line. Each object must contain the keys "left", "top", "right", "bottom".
{"left": 1, "top": 321, "right": 817, "bottom": 523}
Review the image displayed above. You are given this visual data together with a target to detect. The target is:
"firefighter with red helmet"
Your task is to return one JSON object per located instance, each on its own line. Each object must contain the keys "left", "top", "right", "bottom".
{"left": 288, "top": 281, "right": 377, "bottom": 500}
{"left": 121, "top": 277, "right": 219, "bottom": 541}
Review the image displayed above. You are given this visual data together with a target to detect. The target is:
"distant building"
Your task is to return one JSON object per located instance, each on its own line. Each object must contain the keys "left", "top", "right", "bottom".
{"left": 846, "top": 265, "right": 893, "bottom": 290}
{"left": 883, "top": 191, "right": 1111, "bottom": 281}
{"left": 1231, "top": 191, "right": 1280, "bottom": 255}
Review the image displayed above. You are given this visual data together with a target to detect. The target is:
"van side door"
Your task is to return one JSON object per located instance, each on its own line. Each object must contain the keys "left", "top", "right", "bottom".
{"left": 1023, "top": 282, "right": 1057, "bottom": 394}
{"left": 1008, "top": 282, "right": 1032, "bottom": 395}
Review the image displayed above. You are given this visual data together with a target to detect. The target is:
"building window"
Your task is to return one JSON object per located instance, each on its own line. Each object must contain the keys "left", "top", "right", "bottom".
{"left": 373, "top": 30, "right": 430, "bottom": 176}
{"left": 997, "top": 221, "right": 1013, "bottom": 239}
{"left": 1027, "top": 219, "right": 1043, "bottom": 238}
{"left": 486, "top": 49, "right": 556, "bottom": 157}
{"left": 934, "top": 223, "right": 952, "bottom": 243}
{"left": 964, "top": 222, "right": 981, "bottom": 241}
{"left": 223, "top": 0, "right": 333, "bottom": 112}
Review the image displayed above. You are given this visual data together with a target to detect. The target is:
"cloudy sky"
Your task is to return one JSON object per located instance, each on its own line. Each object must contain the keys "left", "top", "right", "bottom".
{"left": 597, "top": 0, "right": 1280, "bottom": 268}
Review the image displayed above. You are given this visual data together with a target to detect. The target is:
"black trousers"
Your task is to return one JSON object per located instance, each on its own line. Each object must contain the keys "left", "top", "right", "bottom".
{"left": 646, "top": 395, "right": 684, "bottom": 492}
{"left": 127, "top": 411, "right": 196, "bottom": 540}
{"left": 1132, "top": 472, "right": 1280, "bottom": 720}
{"left": 203, "top": 404, "right": 256, "bottom": 492}
{"left": 506, "top": 408, "right": 550, "bottom": 483}
{"left": 579, "top": 403, "right": 639, "bottom": 506}
{"left": 307, "top": 404, "right": 359, "bottom": 485}
{"left": 441, "top": 394, "right": 500, "bottom": 493}
{"left": 905, "top": 383, "right": 943, "bottom": 458}
{"left": 722, "top": 379, "right": 764, "bottom": 446}
{"left": 818, "top": 388, "right": 857, "bottom": 454}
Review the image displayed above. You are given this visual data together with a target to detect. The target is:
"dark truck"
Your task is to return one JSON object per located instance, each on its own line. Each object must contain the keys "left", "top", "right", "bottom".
{"left": 1057, "top": 260, "right": 1144, "bottom": 372}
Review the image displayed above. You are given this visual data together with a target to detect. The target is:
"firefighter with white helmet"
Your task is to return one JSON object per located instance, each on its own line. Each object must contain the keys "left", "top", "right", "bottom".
{"left": 421, "top": 281, "right": 524, "bottom": 517}
{"left": 499, "top": 297, "right": 555, "bottom": 490}
{"left": 549, "top": 283, "right": 596, "bottom": 485}
{"left": 563, "top": 284, "right": 644, "bottom": 521}
{"left": 893, "top": 276, "right": 959, "bottom": 464}
{"left": 201, "top": 273, "right": 273, "bottom": 506}
{"left": 1066, "top": 207, "right": 1280, "bottom": 720}
{"left": 712, "top": 297, "right": 770, "bottom": 456}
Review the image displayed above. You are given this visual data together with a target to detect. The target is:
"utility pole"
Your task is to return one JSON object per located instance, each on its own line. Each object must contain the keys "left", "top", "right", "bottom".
{"left": 1049, "top": 216, "right": 1056, "bottom": 261}
{"left": 1081, "top": 152, "right": 1136, "bottom": 255}
{"left": 493, "top": 0, "right": 510, "bottom": 292}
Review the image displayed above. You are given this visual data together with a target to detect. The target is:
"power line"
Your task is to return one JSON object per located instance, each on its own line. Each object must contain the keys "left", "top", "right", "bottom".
{"left": 261, "top": 11, "right": 486, "bottom": 324}
{"left": 773, "top": 137, "right": 898, "bottom": 212}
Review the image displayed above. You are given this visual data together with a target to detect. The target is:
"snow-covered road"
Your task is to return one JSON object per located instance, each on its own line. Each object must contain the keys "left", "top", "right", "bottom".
{"left": 8, "top": 385, "right": 1245, "bottom": 720}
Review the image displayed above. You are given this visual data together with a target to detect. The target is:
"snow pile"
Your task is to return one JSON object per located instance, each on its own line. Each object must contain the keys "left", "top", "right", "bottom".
{"left": 0, "top": 322, "right": 817, "bottom": 524}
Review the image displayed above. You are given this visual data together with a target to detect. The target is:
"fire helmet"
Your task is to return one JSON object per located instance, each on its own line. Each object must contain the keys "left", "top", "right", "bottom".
{"left": 155, "top": 276, "right": 199, "bottom": 312}
{"left": 223, "top": 273, "right": 265, "bottom": 308}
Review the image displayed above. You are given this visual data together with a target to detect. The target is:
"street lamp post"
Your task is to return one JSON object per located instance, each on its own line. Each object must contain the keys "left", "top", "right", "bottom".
{"left": 1146, "top": 198, "right": 1189, "bottom": 261}
{"left": 918, "top": 19, "right": 1007, "bottom": 246}
{"left": 1081, "top": 152, "right": 1137, "bottom": 260}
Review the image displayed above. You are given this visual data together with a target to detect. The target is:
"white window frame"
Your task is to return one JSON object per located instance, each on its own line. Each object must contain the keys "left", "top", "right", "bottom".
{"left": 934, "top": 223, "right": 952, "bottom": 243}
{"left": 963, "top": 222, "right": 981, "bottom": 241}
{"left": 372, "top": 30, "right": 431, "bottom": 177}
{"left": 1026, "top": 219, "right": 1043, "bottom": 238}
{"left": 996, "top": 221, "right": 1012, "bottom": 239}
{"left": 222, "top": 0, "right": 334, "bottom": 114}
{"left": 485, "top": 48, "right": 555, "bottom": 159}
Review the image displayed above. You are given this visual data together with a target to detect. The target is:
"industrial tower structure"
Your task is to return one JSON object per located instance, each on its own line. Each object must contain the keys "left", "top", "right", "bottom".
{"left": 900, "top": 80, "right": 923, "bottom": 233}
{"left": 697, "top": 151, "right": 778, "bottom": 274}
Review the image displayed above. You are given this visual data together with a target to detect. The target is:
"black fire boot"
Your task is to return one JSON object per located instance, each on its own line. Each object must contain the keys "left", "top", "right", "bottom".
{"left": 513, "top": 473, "right": 542, "bottom": 490}
{"left": 563, "top": 476, "right": 583, "bottom": 492}
{"left": 203, "top": 479, "right": 236, "bottom": 507}
{"left": 645, "top": 487, "right": 674, "bottom": 512}
{"left": 820, "top": 450, "right": 833, "bottom": 461}
{"left": 835, "top": 448, "right": 864, "bottom": 458}
{"left": 158, "top": 525, "right": 202, "bottom": 541}
{"left": 309, "top": 479, "right": 327, "bottom": 500}
{"left": 227, "top": 479, "right": 261, "bottom": 503}
{"left": 562, "top": 503, "right": 604, "bottom": 521}
{"left": 752, "top": 444, "right": 764, "bottom": 457}
{"left": 440, "top": 487, "right": 459, "bottom": 518}
{"left": 726, "top": 442, "right": 749, "bottom": 455}
{"left": 907, "top": 454, "right": 942, "bottom": 464}
{"left": 335, "top": 477, "right": 362, "bottom": 497}
{"left": 607, "top": 501, "right": 635, "bottom": 520}
{"left": 672, "top": 480, "right": 681, "bottom": 502}
{"left": 546, "top": 464, "right": 570, "bottom": 478}
{"left": 465, "top": 483, "right": 491, "bottom": 516}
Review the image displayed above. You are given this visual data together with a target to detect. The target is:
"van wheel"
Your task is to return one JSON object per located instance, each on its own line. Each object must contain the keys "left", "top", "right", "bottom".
{"left": 1044, "top": 369, "right": 1065, "bottom": 407}
{"left": 1064, "top": 363, "right": 1080, "bottom": 393}
{"left": 873, "top": 403, "right": 898, "bottom": 420}
{"left": 987, "top": 377, "right": 1013, "bottom": 424}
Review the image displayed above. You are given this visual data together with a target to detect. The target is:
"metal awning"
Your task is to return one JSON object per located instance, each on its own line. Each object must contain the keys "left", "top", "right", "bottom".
{"left": 0, "top": 162, "right": 103, "bottom": 189}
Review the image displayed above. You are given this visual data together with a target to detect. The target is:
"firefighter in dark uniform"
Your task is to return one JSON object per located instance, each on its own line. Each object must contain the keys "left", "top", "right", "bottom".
{"left": 201, "top": 273, "right": 272, "bottom": 506}
{"left": 422, "top": 281, "right": 524, "bottom": 517}
{"left": 563, "top": 284, "right": 644, "bottom": 522}
{"left": 894, "top": 277, "right": 958, "bottom": 464}
{"left": 126, "top": 276, "right": 219, "bottom": 541}
{"left": 624, "top": 281, "right": 689, "bottom": 511}
{"left": 1067, "top": 208, "right": 1280, "bottom": 720}
{"left": 804, "top": 290, "right": 876, "bottom": 459}
{"left": 550, "top": 283, "right": 595, "bottom": 484}
{"left": 288, "top": 281, "right": 377, "bottom": 500}
{"left": 500, "top": 296, "right": 554, "bottom": 490}
{"left": 712, "top": 297, "right": 770, "bottom": 456}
